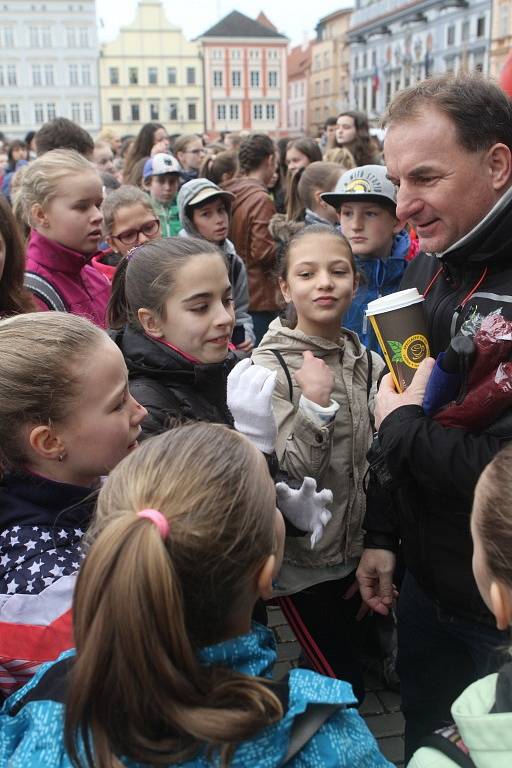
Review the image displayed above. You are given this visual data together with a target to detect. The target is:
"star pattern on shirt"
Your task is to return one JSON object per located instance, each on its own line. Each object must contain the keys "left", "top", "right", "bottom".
{"left": 0, "top": 525, "right": 86, "bottom": 596}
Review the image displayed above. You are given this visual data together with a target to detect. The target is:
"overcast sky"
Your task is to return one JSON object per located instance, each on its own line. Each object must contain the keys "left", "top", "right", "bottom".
{"left": 96, "top": 1, "right": 353, "bottom": 46}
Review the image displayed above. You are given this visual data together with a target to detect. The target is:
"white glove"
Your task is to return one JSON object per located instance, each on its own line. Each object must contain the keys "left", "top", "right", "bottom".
{"left": 276, "top": 477, "right": 333, "bottom": 549}
{"left": 227, "top": 358, "right": 278, "bottom": 454}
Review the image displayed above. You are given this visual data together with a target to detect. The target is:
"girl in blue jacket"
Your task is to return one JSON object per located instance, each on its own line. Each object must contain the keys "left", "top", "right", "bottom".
{"left": 0, "top": 423, "right": 392, "bottom": 768}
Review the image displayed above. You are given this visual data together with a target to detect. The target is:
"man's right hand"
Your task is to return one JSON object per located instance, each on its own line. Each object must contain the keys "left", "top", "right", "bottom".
{"left": 356, "top": 548, "right": 397, "bottom": 616}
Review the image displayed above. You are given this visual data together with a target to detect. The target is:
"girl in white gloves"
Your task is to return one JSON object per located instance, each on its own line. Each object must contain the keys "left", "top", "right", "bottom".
{"left": 252, "top": 223, "right": 385, "bottom": 703}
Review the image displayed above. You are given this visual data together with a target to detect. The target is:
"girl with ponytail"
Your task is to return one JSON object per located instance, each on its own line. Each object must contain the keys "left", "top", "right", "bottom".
{"left": 2, "top": 423, "right": 392, "bottom": 768}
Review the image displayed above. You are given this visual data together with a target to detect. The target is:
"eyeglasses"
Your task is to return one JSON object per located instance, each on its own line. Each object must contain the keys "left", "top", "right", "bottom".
{"left": 111, "top": 218, "right": 160, "bottom": 246}
{"left": 186, "top": 148, "right": 206, "bottom": 155}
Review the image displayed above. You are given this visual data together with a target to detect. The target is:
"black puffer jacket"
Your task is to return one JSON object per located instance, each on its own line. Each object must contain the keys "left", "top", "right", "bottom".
{"left": 112, "top": 325, "right": 237, "bottom": 439}
{"left": 364, "top": 188, "right": 512, "bottom": 625}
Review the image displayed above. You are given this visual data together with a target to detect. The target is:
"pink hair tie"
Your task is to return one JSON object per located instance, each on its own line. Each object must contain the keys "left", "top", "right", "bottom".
{"left": 137, "top": 509, "right": 170, "bottom": 540}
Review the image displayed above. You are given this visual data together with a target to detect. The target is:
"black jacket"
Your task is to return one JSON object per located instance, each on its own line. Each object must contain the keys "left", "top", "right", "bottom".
{"left": 112, "top": 326, "right": 238, "bottom": 439}
{"left": 364, "top": 189, "right": 512, "bottom": 624}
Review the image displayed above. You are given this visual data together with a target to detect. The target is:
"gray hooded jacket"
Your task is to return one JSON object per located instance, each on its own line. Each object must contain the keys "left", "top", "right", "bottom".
{"left": 177, "top": 178, "right": 255, "bottom": 345}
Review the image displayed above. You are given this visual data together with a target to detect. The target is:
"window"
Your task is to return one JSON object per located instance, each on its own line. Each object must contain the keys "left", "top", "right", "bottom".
{"left": 10, "top": 103, "right": 19, "bottom": 124}
{"left": 447, "top": 25, "right": 455, "bottom": 45}
{"left": 111, "top": 103, "right": 121, "bottom": 122}
{"left": 323, "top": 78, "right": 329, "bottom": 95}
{"left": 149, "top": 101, "right": 159, "bottom": 120}
{"left": 41, "top": 26, "right": 51, "bottom": 46}
{"left": 268, "top": 70, "right": 278, "bottom": 87}
{"left": 168, "top": 101, "right": 178, "bottom": 121}
{"left": 249, "top": 49, "right": 260, "bottom": 60}
{"left": 130, "top": 103, "right": 140, "bottom": 122}
{"left": 293, "top": 82, "right": 298, "bottom": 98}
{"left": 3, "top": 64, "right": 15, "bottom": 86}
{"left": 83, "top": 102, "right": 93, "bottom": 123}
{"left": 232, "top": 70, "right": 241, "bottom": 87}
{"left": 372, "top": 50, "right": 377, "bottom": 66}
{"left": 266, "top": 103, "right": 275, "bottom": 121}
{"left": 187, "top": 102, "right": 197, "bottom": 121}
{"left": 79, "top": 27, "right": 88, "bottom": 47}
{"left": 167, "top": 67, "right": 176, "bottom": 84}
{"left": 253, "top": 103, "right": 263, "bottom": 120}
{"left": 315, "top": 80, "right": 320, "bottom": 96}
{"left": 354, "top": 54, "right": 359, "bottom": 71}
{"left": 314, "top": 54, "right": 320, "bottom": 71}
{"left": 128, "top": 67, "right": 138, "bottom": 85}
{"left": 500, "top": 4, "right": 510, "bottom": 37}
{"left": 212, "top": 48, "right": 222, "bottom": 60}
{"left": 109, "top": 66, "right": 119, "bottom": 85}
{"left": 0, "top": 105, "right": 6, "bottom": 124}
{"left": 232, "top": 49, "right": 241, "bottom": 60}
{"left": 217, "top": 104, "right": 226, "bottom": 120}
{"left": 66, "top": 27, "right": 76, "bottom": 47}
{"left": 44, "top": 64, "right": 53, "bottom": 86}
{"left": 47, "top": 102, "right": 56, "bottom": 120}
{"left": 69, "top": 64, "right": 78, "bottom": 85}
{"left": 34, "top": 103, "right": 44, "bottom": 123}
{"left": 250, "top": 70, "right": 260, "bottom": 87}
{"left": 81, "top": 64, "right": 90, "bottom": 85}
{"left": 2, "top": 27, "right": 14, "bottom": 47}
{"left": 461, "top": 19, "right": 470, "bottom": 42}
{"left": 148, "top": 67, "right": 158, "bottom": 85}
{"left": 362, "top": 85, "right": 368, "bottom": 112}
{"left": 71, "top": 102, "right": 80, "bottom": 121}
{"left": 477, "top": 16, "right": 486, "bottom": 37}
{"left": 186, "top": 67, "right": 196, "bottom": 85}
{"left": 229, "top": 103, "right": 239, "bottom": 120}
{"left": 323, "top": 51, "right": 330, "bottom": 67}
{"left": 362, "top": 52, "right": 368, "bottom": 69}
{"left": 213, "top": 70, "right": 223, "bottom": 87}
{"left": 386, "top": 80, "right": 392, "bottom": 104}
{"left": 0, "top": 68, "right": 3, "bottom": 86}
{"left": 29, "top": 27, "right": 40, "bottom": 47}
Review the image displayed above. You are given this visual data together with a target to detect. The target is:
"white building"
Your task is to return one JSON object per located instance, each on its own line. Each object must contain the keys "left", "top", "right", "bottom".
{"left": 0, "top": 0, "right": 100, "bottom": 139}
{"left": 348, "top": 0, "right": 491, "bottom": 120}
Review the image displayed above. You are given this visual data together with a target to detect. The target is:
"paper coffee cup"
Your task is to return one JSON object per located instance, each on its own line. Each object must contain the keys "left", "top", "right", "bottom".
{"left": 366, "top": 288, "right": 431, "bottom": 392}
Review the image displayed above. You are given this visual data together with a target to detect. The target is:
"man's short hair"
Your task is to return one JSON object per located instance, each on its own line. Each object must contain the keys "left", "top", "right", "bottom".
{"left": 238, "top": 133, "right": 275, "bottom": 173}
{"left": 36, "top": 117, "right": 94, "bottom": 158}
{"left": 324, "top": 116, "right": 337, "bottom": 129}
{"left": 383, "top": 73, "right": 512, "bottom": 153}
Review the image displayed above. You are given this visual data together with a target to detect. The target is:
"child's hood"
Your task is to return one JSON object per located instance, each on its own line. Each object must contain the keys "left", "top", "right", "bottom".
{"left": 177, "top": 177, "right": 231, "bottom": 236}
{"left": 256, "top": 316, "right": 365, "bottom": 362}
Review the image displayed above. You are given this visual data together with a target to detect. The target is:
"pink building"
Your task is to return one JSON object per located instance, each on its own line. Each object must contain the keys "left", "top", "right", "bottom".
{"left": 287, "top": 41, "right": 312, "bottom": 136}
{"left": 198, "top": 10, "right": 288, "bottom": 136}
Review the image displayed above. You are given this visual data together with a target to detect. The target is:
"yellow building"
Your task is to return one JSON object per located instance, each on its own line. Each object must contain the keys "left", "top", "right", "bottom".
{"left": 490, "top": 0, "right": 512, "bottom": 78}
{"left": 309, "top": 9, "right": 352, "bottom": 138}
{"left": 99, "top": 0, "right": 203, "bottom": 135}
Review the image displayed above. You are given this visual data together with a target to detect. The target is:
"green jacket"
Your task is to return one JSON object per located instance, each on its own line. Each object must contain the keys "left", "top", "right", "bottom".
{"left": 150, "top": 197, "right": 180, "bottom": 237}
{"left": 409, "top": 671, "right": 512, "bottom": 768}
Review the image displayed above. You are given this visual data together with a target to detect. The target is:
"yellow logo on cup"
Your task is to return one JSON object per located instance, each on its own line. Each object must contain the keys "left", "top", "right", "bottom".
{"left": 401, "top": 334, "right": 430, "bottom": 368}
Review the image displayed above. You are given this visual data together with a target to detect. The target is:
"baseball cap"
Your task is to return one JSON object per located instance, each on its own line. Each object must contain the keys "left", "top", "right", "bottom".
{"left": 186, "top": 186, "right": 234, "bottom": 208}
{"left": 143, "top": 153, "right": 181, "bottom": 180}
{"left": 321, "top": 164, "right": 397, "bottom": 210}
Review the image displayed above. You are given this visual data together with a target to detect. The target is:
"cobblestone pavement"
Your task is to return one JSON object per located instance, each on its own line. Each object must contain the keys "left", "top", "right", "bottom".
{"left": 268, "top": 605, "right": 405, "bottom": 767}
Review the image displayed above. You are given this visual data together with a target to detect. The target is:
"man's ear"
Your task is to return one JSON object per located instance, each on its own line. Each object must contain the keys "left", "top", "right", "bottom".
{"left": 255, "top": 554, "right": 276, "bottom": 601}
{"left": 278, "top": 276, "right": 292, "bottom": 304}
{"left": 138, "top": 307, "right": 164, "bottom": 337}
{"left": 487, "top": 143, "right": 512, "bottom": 191}
{"left": 392, "top": 216, "right": 403, "bottom": 235}
{"left": 490, "top": 580, "right": 512, "bottom": 630}
{"left": 28, "top": 424, "right": 65, "bottom": 462}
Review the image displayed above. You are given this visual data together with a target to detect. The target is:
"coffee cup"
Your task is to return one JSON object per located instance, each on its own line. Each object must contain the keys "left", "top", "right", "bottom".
{"left": 366, "top": 288, "right": 431, "bottom": 392}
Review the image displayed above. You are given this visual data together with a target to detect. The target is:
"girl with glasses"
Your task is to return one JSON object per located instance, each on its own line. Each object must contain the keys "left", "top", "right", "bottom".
{"left": 175, "top": 134, "right": 207, "bottom": 183}
{"left": 96, "top": 186, "right": 161, "bottom": 282}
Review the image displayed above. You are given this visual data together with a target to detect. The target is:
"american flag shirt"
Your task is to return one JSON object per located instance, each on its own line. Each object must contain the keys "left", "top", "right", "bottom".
{"left": 0, "top": 471, "right": 94, "bottom": 698}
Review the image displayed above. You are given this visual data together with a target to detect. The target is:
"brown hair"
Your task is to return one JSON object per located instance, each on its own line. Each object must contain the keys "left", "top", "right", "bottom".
{"left": 122, "top": 156, "right": 147, "bottom": 188}
{"left": 0, "top": 312, "right": 104, "bottom": 472}
{"left": 286, "top": 138, "right": 322, "bottom": 166}
{"left": 383, "top": 73, "right": 512, "bottom": 154}
{"left": 200, "top": 150, "right": 238, "bottom": 186}
{"left": 0, "top": 195, "right": 36, "bottom": 316}
{"left": 297, "top": 161, "right": 344, "bottom": 211}
{"left": 65, "top": 423, "right": 281, "bottom": 768}
{"left": 276, "top": 224, "right": 355, "bottom": 329}
{"left": 123, "top": 123, "right": 166, "bottom": 179}
{"left": 473, "top": 444, "right": 512, "bottom": 589}
{"left": 336, "top": 111, "right": 378, "bottom": 166}
{"left": 238, "top": 134, "right": 275, "bottom": 174}
{"left": 107, "top": 236, "right": 225, "bottom": 329}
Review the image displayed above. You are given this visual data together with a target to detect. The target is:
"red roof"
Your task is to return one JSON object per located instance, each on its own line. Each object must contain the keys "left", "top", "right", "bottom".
{"left": 288, "top": 42, "right": 312, "bottom": 79}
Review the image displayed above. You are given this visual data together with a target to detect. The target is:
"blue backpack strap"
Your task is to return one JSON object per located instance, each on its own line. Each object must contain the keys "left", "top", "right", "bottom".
{"left": 24, "top": 272, "right": 67, "bottom": 312}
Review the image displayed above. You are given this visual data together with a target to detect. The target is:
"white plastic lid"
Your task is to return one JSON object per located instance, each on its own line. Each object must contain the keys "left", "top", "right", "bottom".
{"left": 365, "top": 288, "right": 424, "bottom": 317}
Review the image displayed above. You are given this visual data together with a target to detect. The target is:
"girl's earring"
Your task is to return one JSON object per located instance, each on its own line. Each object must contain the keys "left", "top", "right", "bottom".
{"left": 58, "top": 454, "right": 65, "bottom": 462}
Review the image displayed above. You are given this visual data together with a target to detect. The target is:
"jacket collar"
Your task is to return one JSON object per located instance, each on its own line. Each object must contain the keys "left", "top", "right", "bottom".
{"left": 198, "top": 622, "right": 276, "bottom": 679}
{"left": 28, "top": 230, "right": 98, "bottom": 274}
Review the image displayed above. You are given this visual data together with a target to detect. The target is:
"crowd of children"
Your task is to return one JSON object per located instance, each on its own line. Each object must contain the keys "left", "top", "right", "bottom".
{"left": 0, "top": 108, "right": 510, "bottom": 767}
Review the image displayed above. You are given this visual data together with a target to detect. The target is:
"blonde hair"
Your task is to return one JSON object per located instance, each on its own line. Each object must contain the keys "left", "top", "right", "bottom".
{"left": 101, "top": 185, "right": 153, "bottom": 235}
{"left": 65, "top": 423, "right": 281, "bottom": 768}
{"left": 97, "top": 128, "right": 120, "bottom": 147}
{"left": 0, "top": 312, "right": 105, "bottom": 472}
{"left": 324, "top": 147, "right": 356, "bottom": 169}
{"left": 297, "top": 161, "right": 344, "bottom": 211}
{"left": 19, "top": 148, "right": 98, "bottom": 226}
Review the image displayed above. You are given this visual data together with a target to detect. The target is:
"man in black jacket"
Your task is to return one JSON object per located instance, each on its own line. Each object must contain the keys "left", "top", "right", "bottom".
{"left": 356, "top": 73, "right": 512, "bottom": 760}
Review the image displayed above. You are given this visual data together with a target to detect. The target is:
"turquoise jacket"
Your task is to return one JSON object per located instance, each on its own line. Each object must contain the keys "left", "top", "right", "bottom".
{"left": 0, "top": 623, "right": 392, "bottom": 767}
